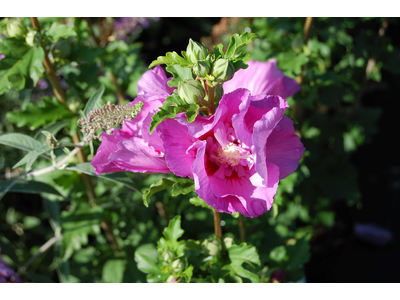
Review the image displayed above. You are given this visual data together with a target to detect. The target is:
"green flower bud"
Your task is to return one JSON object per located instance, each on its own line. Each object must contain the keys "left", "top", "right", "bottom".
{"left": 7, "top": 19, "right": 28, "bottom": 38}
{"left": 25, "top": 31, "right": 42, "bottom": 47}
{"left": 178, "top": 79, "right": 205, "bottom": 104}
{"left": 51, "top": 39, "right": 71, "bottom": 59}
{"left": 201, "top": 238, "right": 221, "bottom": 256}
{"left": 186, "top": 38, "right": 208, "bottom": 64}
{"left": 193, "top": 60, "right": 211, "bottom": 78}
{"left": 171, "top": 259, "right": 183, "bottom": 273}
{"left": 212, "top": 58, "right": 235, "bottom": 83}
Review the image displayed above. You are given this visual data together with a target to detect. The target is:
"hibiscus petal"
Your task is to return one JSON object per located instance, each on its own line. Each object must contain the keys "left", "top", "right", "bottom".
{"left": 192, "top": 140, "right": 275, "bottom": 218}
{"left": 108, "top": 137, "right": 171, "bottom": 173}
{"left": 91, "top": 130, "right": 133, "bottom": 175}
{"left": 223, "top": 59, "right": 301, "bottom": 98}
{"left": 157, "top": 119, "right": 199, "bottom": 178}
{"left": 252, "top": 105, "right": 288, "bottom": 185}
{"left": 137, "top": 65, "right": 175, "bottom": 102}
{"left": 233, "top": 94, "right": 288, "bottom": 147}
{"left": 265, "top": 116, "right": 305, "bottom": 179}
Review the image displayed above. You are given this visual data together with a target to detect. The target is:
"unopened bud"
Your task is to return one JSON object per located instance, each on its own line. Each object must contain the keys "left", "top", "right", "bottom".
{"left": 271, "top": 270, "right": 286, "bottom": 283}
{"left": 186, "top": 39, "right": 208, "bottom": 64}
{"left": 46, "top": 134, "right": 58, "bottom": 148}
{"left": 212, "top": 58, "right": 235, "bottom": 83}
{"left": 25, "top": 31, "right": 42, "bottom": 47}
{"left": 178, "top": 79, "right": 205, "bottom": 104}
{"left": 193, "top": 60, "right": 211, "bottom": 78}
{"left": 171, "top": 259, "right": 183, "bottom": 273}
{"left": 7, "top": 19, "right": 27, "bottom": 38}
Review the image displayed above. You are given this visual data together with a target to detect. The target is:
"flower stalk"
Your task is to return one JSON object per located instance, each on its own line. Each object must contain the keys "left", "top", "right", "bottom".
{"left": 213, "top": 208, "right": 222, "bottom": 239}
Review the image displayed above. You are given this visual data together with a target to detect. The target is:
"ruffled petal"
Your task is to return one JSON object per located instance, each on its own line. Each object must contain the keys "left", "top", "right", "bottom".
{"left": 233, "top": 94, "right": 288, "bottom": 148}
{"left": 192, "top": 140, "right": 276, "bottom": 218}
{"left": 137, "top": 65, "right": 175, "bottom": 102}
{"left": 223, "top": 59, "right": 301, "bottom": 98}
{"left": 157, "top": 119, "right": 200, "bottom": 178}
{"left": 252, "top": 105, "right": 288, "bottom": 186}
{"left": 265, "top": 116, "right": 305, "bottom": 179}
{"left": 91, "top": 129, "right": 133, "bottom": 175}
{"left": 108, "top": 137, "right": 171, "bottom": 173}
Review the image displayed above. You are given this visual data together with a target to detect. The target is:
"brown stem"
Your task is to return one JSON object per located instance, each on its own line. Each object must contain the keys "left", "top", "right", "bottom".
{"left": 213, "top": 208, "right": 222, "bottom": 239}
{"left": 207, "top": 86, "right": 215, "bottom": 115}
{"left": 30, "top": 17, "right": 120, "bottom": 251}
{"left": 238, "top": 214, "right": 246, "bottom": 242}
{"left": 110, "top": 72, "right": 126, "bottom": 105}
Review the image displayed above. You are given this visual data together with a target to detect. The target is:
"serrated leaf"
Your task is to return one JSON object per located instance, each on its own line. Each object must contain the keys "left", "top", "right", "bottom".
{"left": 143, "top": 177, "right": 195, "bottom": 207}
{"left": 224, "top": 243, "right": 261, "bottom": 283}
{"left": 165, "top": 65, "right": 194, "bottom": 87}
{"left": 149, "top": 95, "right": 200, "bottom": 133}
{"left": 148, "top": 51, "right": 192, "bottom": 68}
{"left": 163, "top": 215, "right": 184, "bottom": 242}
{"left": 66, "top": 163, "right": 140, "bottom": 193}
{"left": 0, "top": 38, "right": 45, "bottom": 94}
{"left": 0, "top": 178, "right": 20, "bottom": 201}
{"left": 0, "top": 133, "right": 42, "bottom": 152}
{"left": 9, "top": 180, "right": 62, "bottom": 197}
{"left": 210, "top": 43, "right": 224, "bottom": 61}
{"left": 12, "top": 145, "right": 51, "bottom": 170}
{"left": 46, "top": 23, "right": 76, "bottom": 42}
{"left": 225, "top": 32, "right": 259, "bottom": 59}
{"left": 83, "top": 85, "right": 105, "bottom": 117}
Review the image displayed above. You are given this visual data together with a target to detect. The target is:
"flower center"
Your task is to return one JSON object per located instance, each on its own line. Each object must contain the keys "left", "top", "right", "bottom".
{"left": 215, "top": 142, "right": 251, "bottom": 167}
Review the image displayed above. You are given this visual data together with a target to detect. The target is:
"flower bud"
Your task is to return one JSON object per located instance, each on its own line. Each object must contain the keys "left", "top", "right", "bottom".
{"left": 178, "top": 79, "right": 205, "bottom": 104}
{"left": 193, "top": 60, "right": 211, "bottom": 78}
{"left": 212, "top": 58, "right": 235, "bottom": 83}
{"left": 25, "top": 31, "right": 42, "bottom": 47}
{"left": 51, "top": 39, "right": 71, "bottom": 59}
{"left": 7, "top": 19, "right": 27, "bottom": 38}
{"left": 171, "top": 259, "right": 183, "bottom": 273}
{"left": 186, "top": 39, "right": 208, "bottom": 64}
{"left": 46, "top": 134, "right": 58, "bottom": 149}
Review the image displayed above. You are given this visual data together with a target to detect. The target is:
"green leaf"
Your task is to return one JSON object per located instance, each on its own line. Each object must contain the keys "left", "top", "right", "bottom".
{"left": 9, "top": 180, "right": 62, "bottom": 196}
{"left": 224, "top": 243, "right": 261, "bottom": 283}
{"left": 0, "top": 178, "right": 20, "bottom": 201}
{"left": 0, "top": 38, "right": 45, "bottom": 94}
{"left": 45, "top": 23, "right": 76, "bottom": 42}
{"left": 66, "top": 163, "right": 140, "bottom": 193}
{"left": 189, "top": 196, "right": 212, "bottom": 210}
{"left": 148, "top": 51, "right": 192, "bottom": 68}
{"left": 102, "top": 259, "right": 127, "bottom": 283}
{"left": 165, "top": 65, "right": 194, "bottom": 87}
{"left": 224, "top": 32, "right": 259, "bottom": 59}
{"left": 61, "top": 203, "right": 103, "bottom": 260}
{"left": 12, "top": 145, "right": 51, "bottom": 170}
{"left": 0, "top": 133, "right": 42, "bottom": 152}
{"left": 83, "top": 85, "right": 105, "bottom": 117}
{"left": 134, "top": 244, "right": 161, "bottom": 275}
{"left": 276, "top": 52, "right": 309, "bottom": 75}
{"left": 149, "top": 94, "right": 200, "bottom": 133}
{"left": 163, "top": 215, "right": 184, "bottom": 242}
{"left": 6, "top": 96, "right": 72, "bottom": 128}
{"left": 143, "top": 177, "right": 194, "bottom": 207}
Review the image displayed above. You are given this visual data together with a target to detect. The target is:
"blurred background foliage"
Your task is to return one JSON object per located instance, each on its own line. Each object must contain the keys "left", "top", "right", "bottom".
{"left": 0, "top": 17, "right": 399, "bottom": 283}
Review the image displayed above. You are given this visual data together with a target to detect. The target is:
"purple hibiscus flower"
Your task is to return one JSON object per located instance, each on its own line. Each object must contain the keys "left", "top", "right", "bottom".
{"left": 157, "top": 88, "right": 305, "bottom": 218}
{"left": 91, "top": 65, "right": 175, "bottom": 175}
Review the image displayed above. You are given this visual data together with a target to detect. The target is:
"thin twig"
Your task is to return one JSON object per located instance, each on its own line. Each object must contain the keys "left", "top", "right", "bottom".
{"left": 18, "top": 235, "right": 61, "bottom": 274}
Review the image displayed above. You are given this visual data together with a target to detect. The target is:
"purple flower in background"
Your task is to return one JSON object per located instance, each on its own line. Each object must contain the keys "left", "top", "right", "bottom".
{"left": 113, "top": 17, "right": 160, "bottom": 41}
{"left": 0, "top": 54, "right": 4, "bottom": 61}
{"left": 271, "top": 269, "right": 286, "bottom": 283}
{"left": 0, "top": 249, "right": 23, "bottom": 283}
{"left": 354, "top": 223, "right": 393, "bottom": 246}
{"left": 91, "top": 66, "right": 175, "bottom": 175}
{"left": 158, "top": 89, "right": 305, "bottom": 218}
